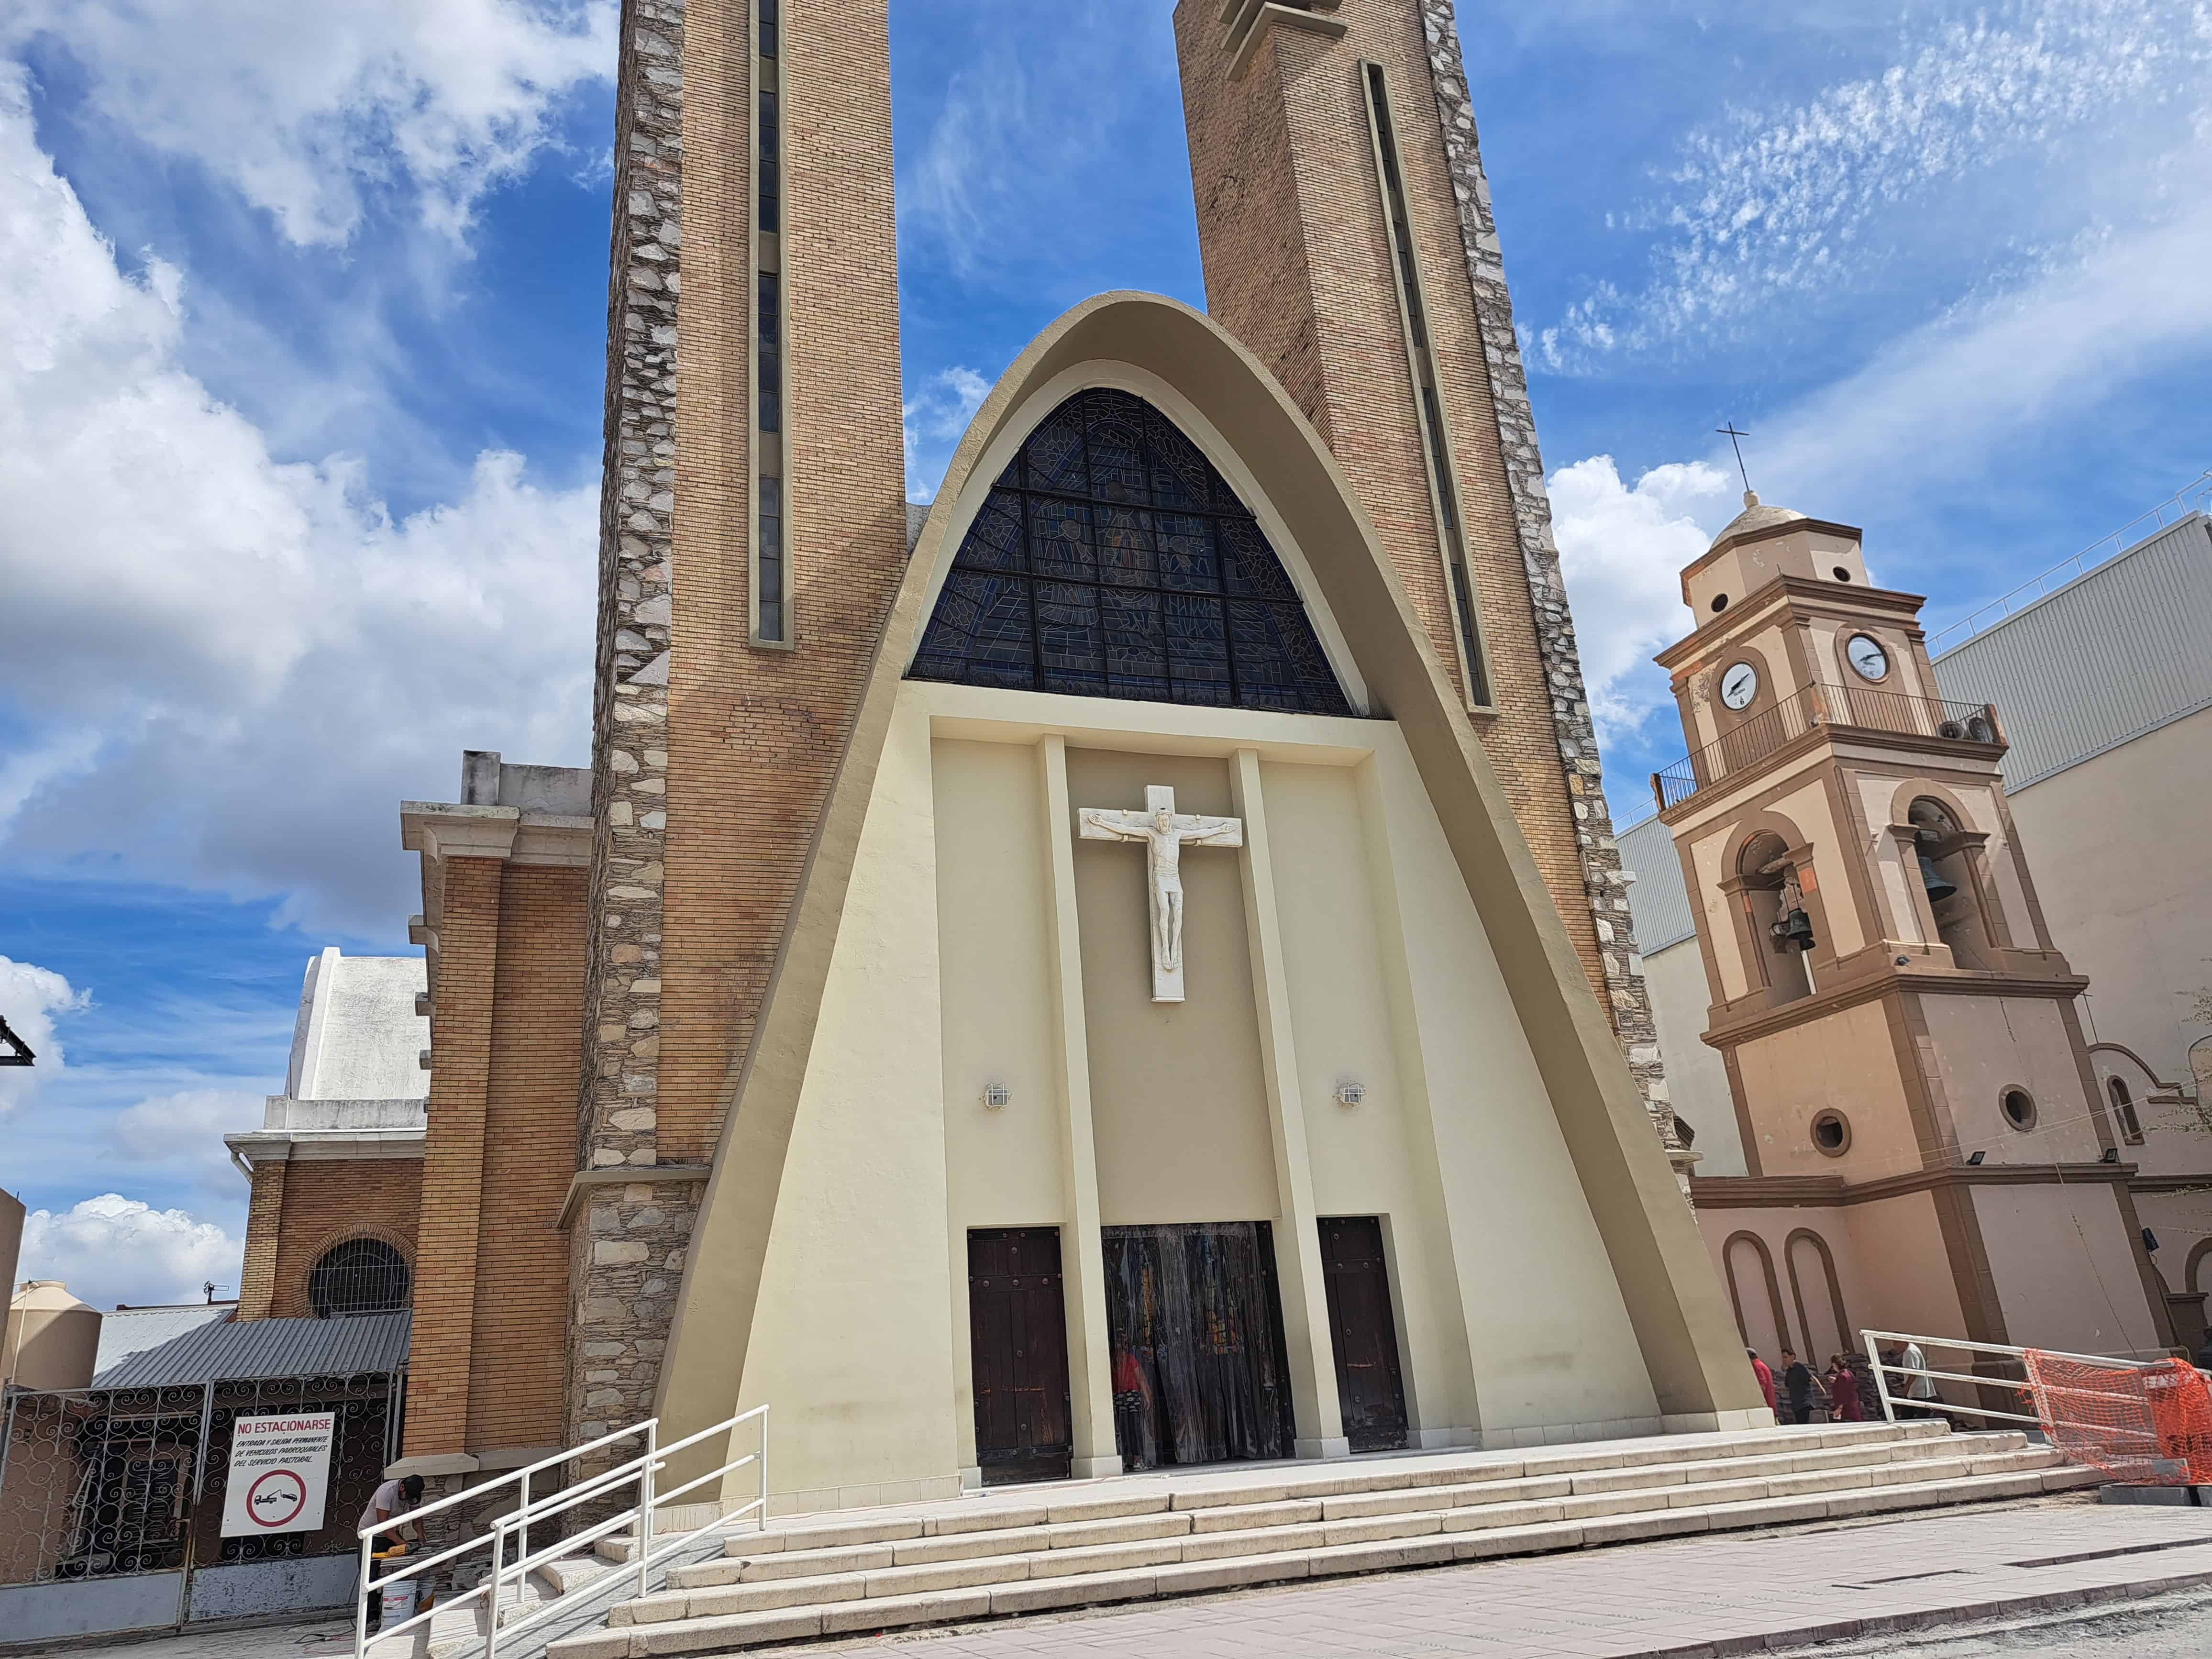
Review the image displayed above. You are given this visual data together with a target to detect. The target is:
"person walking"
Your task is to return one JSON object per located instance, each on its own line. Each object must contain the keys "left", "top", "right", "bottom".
{"left": 1780, "top": 1349, "right": 1815, "bottom": 1426}
{"left": 359, "top": 1472, "right": 424, "bottom": 1634}
{"left": 1828, "top": 1356, "right": 1863, "bottom": 1422}
{"left": 1900, "top": 1338, "right": 1941, "bottom": 1419}
{"left": 1747, "top": 1348, "right": 1777, "bottom": 1418}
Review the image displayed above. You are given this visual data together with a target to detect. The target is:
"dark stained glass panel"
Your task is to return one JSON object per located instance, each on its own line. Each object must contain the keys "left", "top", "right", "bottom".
{"left": 909, "top": 389, "right": 1355, "bottom": 716}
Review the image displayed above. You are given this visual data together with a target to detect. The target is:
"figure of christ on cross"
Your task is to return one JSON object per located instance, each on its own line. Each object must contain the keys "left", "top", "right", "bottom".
{"left": 1078, "top": 785, "right": 1245, "bottom": 1003}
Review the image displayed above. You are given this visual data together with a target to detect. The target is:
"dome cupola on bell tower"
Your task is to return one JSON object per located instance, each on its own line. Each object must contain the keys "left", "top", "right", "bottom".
{"left": 1680, "top": 492, "right": 1871, "bottom": 619}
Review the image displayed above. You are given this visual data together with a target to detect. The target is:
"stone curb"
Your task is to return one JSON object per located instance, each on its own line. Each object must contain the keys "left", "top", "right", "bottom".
{"left": 1622, "top": 1564, "right": 2212, "bottom": 1657}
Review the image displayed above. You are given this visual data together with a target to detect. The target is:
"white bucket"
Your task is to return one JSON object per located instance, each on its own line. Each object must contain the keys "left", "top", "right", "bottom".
{"left": 378, "top": 1576, "right": 419, "bottom": 1625}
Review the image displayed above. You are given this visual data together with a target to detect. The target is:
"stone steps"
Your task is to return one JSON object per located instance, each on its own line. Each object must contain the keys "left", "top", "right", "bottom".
{"left": 543, "top": 1423, "right": 2100, "bottom": 1659}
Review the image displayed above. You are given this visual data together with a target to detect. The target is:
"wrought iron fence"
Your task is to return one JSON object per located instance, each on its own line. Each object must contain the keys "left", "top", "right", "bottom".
{"left": 0, "top": 1371, "right": 403, "bottom": 1595}
{"left": 1652, "top": 686, "right": 2002, "bottom": 812}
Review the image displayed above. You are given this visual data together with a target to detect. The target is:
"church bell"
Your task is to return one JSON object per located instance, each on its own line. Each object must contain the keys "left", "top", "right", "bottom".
{"left": 1917, "top": 850, "right": 1958, "bottom": 904}
{"left": 1770, "top": 908, "right": 1816, "bottom": 953}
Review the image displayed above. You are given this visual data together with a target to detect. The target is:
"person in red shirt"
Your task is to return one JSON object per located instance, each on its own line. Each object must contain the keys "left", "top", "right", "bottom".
{"left": 1828, "top": 1356, "right": 1864, "bottom": 1422}
{"left": 1747, "top": 1348, "right": 1777, "bottom": 1417}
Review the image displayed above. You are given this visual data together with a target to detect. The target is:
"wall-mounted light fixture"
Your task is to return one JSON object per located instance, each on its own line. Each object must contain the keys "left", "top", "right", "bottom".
{"left": 2100, "top": 1147, "right": 2121, "bottom": 1165}
{"left": 1334, "top": 1081, "right": 1366, "bottom": 1108}
{"left": 981, "top": 1082, "right": 1011, "bottom": 1111}
{"left": 1965, "top": 1150, "right": 1985, "bottom": 1166}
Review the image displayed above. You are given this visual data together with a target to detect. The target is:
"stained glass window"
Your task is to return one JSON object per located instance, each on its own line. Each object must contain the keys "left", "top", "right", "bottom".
{"left": 909, "top": 390, "right": 1355, "bottom": 716}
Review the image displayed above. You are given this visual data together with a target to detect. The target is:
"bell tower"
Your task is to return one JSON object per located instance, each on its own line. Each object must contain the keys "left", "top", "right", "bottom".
{"left": 1172, "top": 0, "right": 1678, "bottom": 1155}
{"left": 571, "top": 0, "right": 907, "bottom": 1450}
{"left": 1653, "top": 495, "right": 2176, "bottom": 1353}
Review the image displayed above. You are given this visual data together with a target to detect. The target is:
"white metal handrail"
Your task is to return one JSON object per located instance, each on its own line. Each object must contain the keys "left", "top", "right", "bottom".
{"left": 1859, "top": 1329, "right": 2208, "bottom": 1433}
{"left": 354, "top": 1403, "right": 769, "bottom": 1659}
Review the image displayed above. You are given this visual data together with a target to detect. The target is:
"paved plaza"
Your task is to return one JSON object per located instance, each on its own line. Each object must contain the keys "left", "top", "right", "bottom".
{"left": 23, "top": 1497, "right": 2212, "bottom": 1659}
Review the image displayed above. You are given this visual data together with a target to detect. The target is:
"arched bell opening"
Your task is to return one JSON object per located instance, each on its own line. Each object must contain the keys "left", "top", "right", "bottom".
{"left": 1739, "top": 830, "right": 1814, "bottom": 1005}
{"left": 1908, "top": 798, "right": 1992, "bottom": 970}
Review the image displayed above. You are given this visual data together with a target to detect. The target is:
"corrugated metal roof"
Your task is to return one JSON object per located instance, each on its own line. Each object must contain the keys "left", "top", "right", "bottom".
{"left": 1618, "top": 813, "right": 1697, "bottom": 954}
{"left": 1933, "top": 512, "right": 2212, "bottom": 790}
{"left": 91, "top": 1312, "right": 410, "bottom": 1389}
{"left": 94, "top": 1304, "right": 236, "bottom": 1374}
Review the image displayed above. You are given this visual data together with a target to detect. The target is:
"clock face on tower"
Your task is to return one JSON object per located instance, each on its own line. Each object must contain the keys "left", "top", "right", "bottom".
{"left": 1846, "top": 634, "right": 1891, "bottom": 681}
{"left": 1720, "top": 662, "right": 1759, "bottom": 710}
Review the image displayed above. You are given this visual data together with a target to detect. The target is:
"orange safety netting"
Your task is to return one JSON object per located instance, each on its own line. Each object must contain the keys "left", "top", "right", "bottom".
{"left": 2019, "top": 1350, "right": 2212, "bottom": 1486}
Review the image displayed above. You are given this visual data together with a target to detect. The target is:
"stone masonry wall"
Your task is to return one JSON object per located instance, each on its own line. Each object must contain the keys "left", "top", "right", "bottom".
{"left": 1416, "top": 0, "right": 1678, "bottom": 1157}
{"left": 572, "top": 0, "right": 695, "bottom": 1452}
{"left": 568, "top": 0, "right": 907, "bottom": 1454}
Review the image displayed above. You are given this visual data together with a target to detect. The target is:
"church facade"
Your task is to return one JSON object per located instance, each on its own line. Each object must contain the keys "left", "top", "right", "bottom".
{"left": 235, "top": 0, "right": 1766, "bottom": 1507}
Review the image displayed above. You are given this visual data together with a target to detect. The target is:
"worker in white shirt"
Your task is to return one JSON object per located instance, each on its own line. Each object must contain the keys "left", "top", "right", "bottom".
{"left": 359, "top": 1473, "right": 425, "bottom": 1632}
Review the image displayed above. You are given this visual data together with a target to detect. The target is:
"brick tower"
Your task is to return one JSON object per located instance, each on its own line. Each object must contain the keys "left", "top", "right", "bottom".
{"left": 1172, "top": 0, "right": 1678, "bottom": 1156}
{"left": 573, "top": 0, "right": 907, "bottom": 1448}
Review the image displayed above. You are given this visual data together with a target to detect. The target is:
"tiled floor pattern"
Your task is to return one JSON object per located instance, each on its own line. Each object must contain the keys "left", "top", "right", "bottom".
{"left": 797, "top": 1500, "right": 2212, "bottom": 1659}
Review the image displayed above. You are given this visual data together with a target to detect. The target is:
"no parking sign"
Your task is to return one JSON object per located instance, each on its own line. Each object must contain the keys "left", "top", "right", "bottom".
{"left": 220, "top": 1412, "right": 335, "bottom": 1537}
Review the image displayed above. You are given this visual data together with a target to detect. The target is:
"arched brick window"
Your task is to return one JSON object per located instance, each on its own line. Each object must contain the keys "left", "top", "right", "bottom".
{"left": 308, "top": 1238, "right": 411, "bottom": 1317}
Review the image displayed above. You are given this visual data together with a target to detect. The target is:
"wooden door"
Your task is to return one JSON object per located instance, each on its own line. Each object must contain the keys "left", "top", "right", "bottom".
{"left": 1318, "top": 1216, "right": 1409, "bottom": 1453}
{"left": 967, "top": 1228, "right": 1073, "bottom": 1484}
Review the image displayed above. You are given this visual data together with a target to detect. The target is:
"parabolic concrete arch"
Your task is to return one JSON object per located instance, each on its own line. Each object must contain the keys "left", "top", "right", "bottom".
{"left": 652, "top": 292, "right": 1759, "bottom": 1471}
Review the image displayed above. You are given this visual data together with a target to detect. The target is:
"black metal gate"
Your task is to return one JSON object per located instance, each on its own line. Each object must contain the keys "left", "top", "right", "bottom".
{"left": 0, "top": 1370, "right": 404, "bottom": 1641}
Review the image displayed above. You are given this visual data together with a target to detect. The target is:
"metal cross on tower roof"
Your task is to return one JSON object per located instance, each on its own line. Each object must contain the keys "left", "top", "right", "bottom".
{"left": 1716, "top": 423, "right": 1754, "bottom": 495}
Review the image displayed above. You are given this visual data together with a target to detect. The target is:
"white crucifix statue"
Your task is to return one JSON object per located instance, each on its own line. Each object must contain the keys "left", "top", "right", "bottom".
{"left": 1078, "top": 785, "right": 1244, "bottom": 1003}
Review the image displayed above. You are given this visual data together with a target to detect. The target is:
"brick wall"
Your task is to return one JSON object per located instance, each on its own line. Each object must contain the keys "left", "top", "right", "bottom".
{"left": 236, "top": 1161, "right": 288, "bottom": 1320}
{"left": 405, "top": 856, "right": 502, "bottom": 1458}
{"left": 568, "top": 0, "right": 908, "bottom": 1448}
{"left": 1175, "top": 0, "right": 1680, "bottom": 1153}
{"left": 258, "top": 1161, "right": 423, "bottom": 1320}
{"left": 467, "top": 866, "right": 586, "bottom": 1453}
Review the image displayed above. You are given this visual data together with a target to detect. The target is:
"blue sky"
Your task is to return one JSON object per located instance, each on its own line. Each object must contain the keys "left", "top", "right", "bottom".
{"left": 1, "top": 0, "right": 2207, "bottom": 1307}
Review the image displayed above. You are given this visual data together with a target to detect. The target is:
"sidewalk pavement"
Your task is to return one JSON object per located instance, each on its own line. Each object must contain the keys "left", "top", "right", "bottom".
{"left": 812, "top": 1497, "right": 2212, "bottom": 1659}
{"left": 22, "top": 1496, "right": 2212, "bottom": 1659}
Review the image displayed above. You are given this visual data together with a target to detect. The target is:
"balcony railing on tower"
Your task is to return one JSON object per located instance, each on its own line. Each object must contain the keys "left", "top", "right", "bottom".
{"left": 1651, "top": 685, "right": 2002, "bottom": 813}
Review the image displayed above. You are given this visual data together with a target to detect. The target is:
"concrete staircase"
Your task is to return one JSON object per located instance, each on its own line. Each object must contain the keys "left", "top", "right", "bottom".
{"left": 543, "top": 1419, "right": 2096, "bottom": 1658}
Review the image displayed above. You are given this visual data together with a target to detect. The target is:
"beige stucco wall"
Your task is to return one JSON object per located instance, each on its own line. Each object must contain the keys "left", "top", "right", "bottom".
{"left": 732, "top": 692, "right": 965, "bottom": 1511}
{"left": 1641, "top": 939, "right": 1742, "bottom": 1175}
{"left": 1700, "top": 1205, "right": 1875, "bottom": 1367}
{"left": 1068, "top": 749, "right": 1280, "bottom": 1226}
{"left": 2010, "top": 706, "right": 2212, "bottom": 1105}
{"left": 1352, "top": 735, "right": 1660, "bottom": 1437}
{"left": 1919, "top": 995, "right": 2099, "bottom": 1164}
{"left": 1696, "top": 1192, "right": 1960, "bottom": 1369}
{"left": 2134, "top": 1189, "right": 2212, "bottom": 1301}
{"left": 726, "top": 676, "right": 1690, "bottom": 1506}
{"left": 1835, "top": 1194, "right": 1967, "bottom": 1347}
{"left": 1733, "top": 1001, "right": 1911, "bottom": 1181}
{"left": 1970, "top": 1182, "right": 2163, "bottom": 1355}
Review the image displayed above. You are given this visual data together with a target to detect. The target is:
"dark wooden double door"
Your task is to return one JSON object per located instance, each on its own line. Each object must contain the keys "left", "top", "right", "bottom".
{"left": 967, "top": 1217, "right": 1409, "bottom": 1483}
{"left": 966, "top": 1228, "right": 1073, "bottom": 1485}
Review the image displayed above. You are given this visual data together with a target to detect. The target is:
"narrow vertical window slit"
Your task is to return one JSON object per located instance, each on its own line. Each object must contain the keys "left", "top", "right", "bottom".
{"left": 752, "top": 0, "right": 787, "bottom": 645}
{"left": 1362, "top": 62, "right": 1490, "bottom": 709}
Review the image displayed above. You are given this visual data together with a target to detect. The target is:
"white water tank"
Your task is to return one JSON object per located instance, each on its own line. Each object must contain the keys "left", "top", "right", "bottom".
{"left": 2, "top": 1280, "right": 102, "bottom": 1391}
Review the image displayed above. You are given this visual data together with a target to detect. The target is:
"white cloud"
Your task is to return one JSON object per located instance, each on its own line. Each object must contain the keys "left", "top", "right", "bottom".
{"left": 903, "top": 366, "right": 993, "bottom": 502}
{"left": 7, "top": 0, "right": 615, "bottom": 248}
{"left": 1753, "top": 192, "right": 2212, "bottom": 512}
{"left": 0, "top": 74, "right": 596, "bottom": 933}
{"left": 110, "top": 1088, "right": 265, "bottom": 1192}
{"left": 1537, "top": 0, "right": 2212, "bottom": 366}
{"left": 19, "top": 1194, "right": 242, "bottom": 1311}
{"left": 0, "top": 957, "right": 88, "bottom": 1113}
{"left": 1548, "top": 457, "right": 1732, "bottom": 740}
